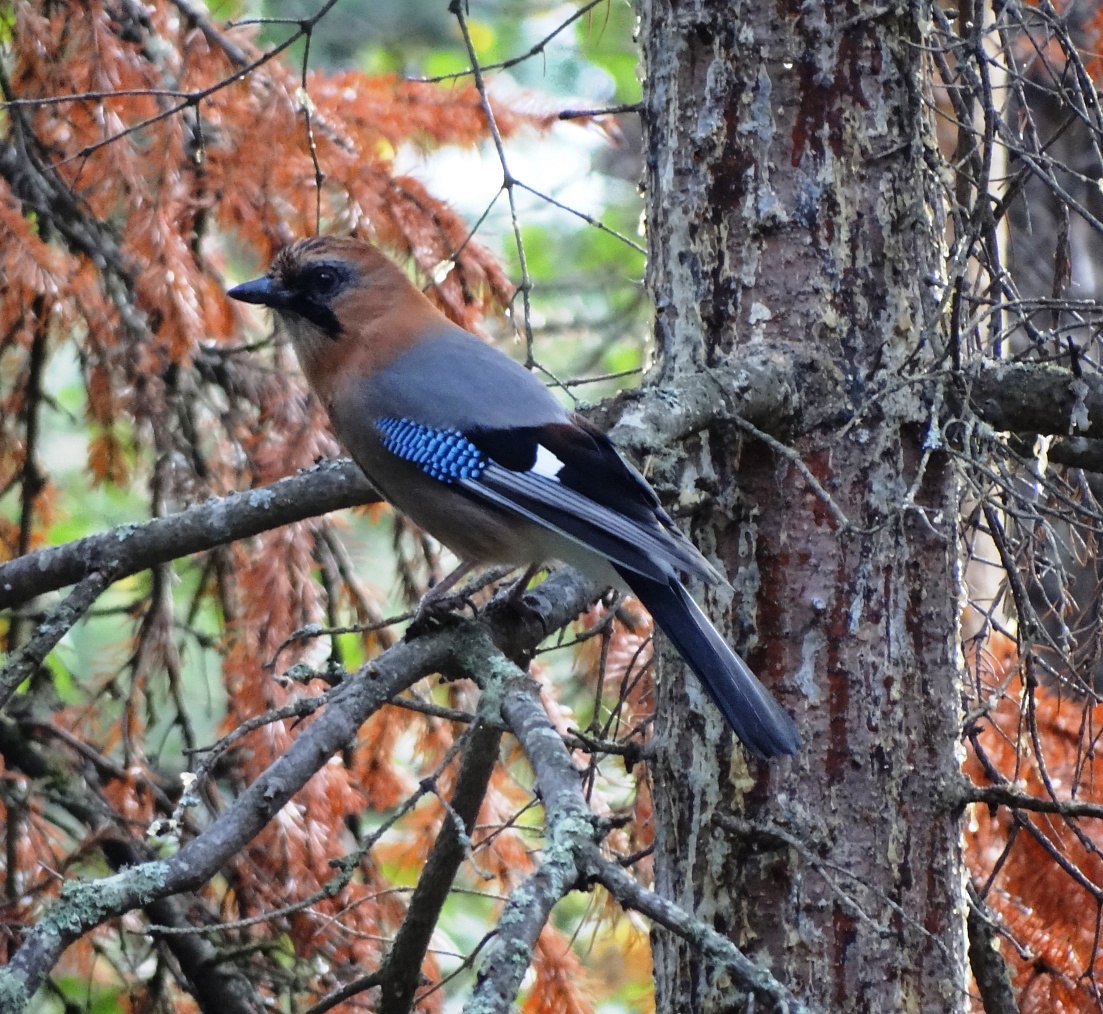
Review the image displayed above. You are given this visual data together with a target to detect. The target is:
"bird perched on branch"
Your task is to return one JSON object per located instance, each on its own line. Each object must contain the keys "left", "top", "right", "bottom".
{"left": 228, "top": 236, "right": 800, "bottom": 758}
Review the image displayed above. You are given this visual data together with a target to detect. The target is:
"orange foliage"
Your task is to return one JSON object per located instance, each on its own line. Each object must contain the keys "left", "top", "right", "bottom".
{"left": 521, "top": 924, "right": 597, "bottom": 1014}
{"left": 966, "top": 631, "right": 1103, "bottom": 1012}
{"left": 1, "top": 0, "right": 547, "bottom": 557}
{"left": 0, "top": 0, "right": 656, "bottom": 1008}
{"left": 0, "top": 0, "right": 583, "bottom": 1006}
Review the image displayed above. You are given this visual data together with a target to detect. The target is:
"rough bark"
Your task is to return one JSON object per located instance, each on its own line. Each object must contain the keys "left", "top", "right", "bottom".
{"left": 640, "top": 0, "right": 968, "bottom": 1010}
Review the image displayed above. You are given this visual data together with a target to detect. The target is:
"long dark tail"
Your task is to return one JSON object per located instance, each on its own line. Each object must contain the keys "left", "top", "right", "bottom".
{"left": 619, "top": 570, "right": 801, "bottom": 758}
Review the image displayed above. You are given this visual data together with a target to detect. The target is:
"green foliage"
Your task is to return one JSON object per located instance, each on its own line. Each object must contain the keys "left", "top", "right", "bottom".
{"left": 32, "top": 981, "right": 124, "bottom": 1014}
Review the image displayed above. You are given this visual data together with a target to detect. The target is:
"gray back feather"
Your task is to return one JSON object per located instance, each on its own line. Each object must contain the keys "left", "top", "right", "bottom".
{"left": 363, "top": 326, "right": 569, "bottom": 431}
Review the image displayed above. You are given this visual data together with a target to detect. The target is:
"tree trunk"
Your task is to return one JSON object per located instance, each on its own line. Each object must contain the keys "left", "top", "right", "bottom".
{"left": 640, "top": 0, "right": 969, "bottom": 1009}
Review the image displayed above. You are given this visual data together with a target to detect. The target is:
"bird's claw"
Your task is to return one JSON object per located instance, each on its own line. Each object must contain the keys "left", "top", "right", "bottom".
{"left": 405, "top": 590, "right": 477, "bottom": 640}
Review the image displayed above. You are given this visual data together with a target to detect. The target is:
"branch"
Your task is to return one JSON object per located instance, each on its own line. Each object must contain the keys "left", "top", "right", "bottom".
{"left": 376, "top": 697, "right": 504, "bottom": 1013}
{"left": 0, "top": 572, "right": 112, "bottom": 708}
{"left": 169, "top": 0, "right": 249, "bottom": 67}
{"left": 600, "top": 341, "right": 849, "bottom": 453}
{"left": 0, "top": 459, "right": 375, "bottom": 612}
{"left": 963, "top": 361, "right": 1103, "bottom": 441}
{"left": 452, "top": 627, "right": 809, "bottom": 1014}
{"left": 0, "top": 568, "right": 603, "bottom": 1010}
{"left": 455, "top": 629, "right": 605, "bottom": 1013}
{"left": 10, "top": 349, "right": 1103, "bottom": 625}
{"left": 1046, "top": 436, "right": 1103, "bottom": 471}
{"left": 963, "top": 782, "right": 1103, "bottom": 821}
{"left": 582, "top": 847, "right": 812, "bottom": 1013}
{"left": 605, "top": 346, "right": 1103, "bottom": 463}
{"left": 605, "top": 352, "right": 1103, "bottom": 467}
{"left": 966, "top": 883, "right": 1020, "bottom": 1014}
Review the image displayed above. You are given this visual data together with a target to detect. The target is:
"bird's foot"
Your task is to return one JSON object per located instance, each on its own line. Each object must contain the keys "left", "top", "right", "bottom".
{"left": 488, "top": 567, "right": 550, "bottom": 636}
{"left": 405, "top": 587, "right": 476, "bottom": 640}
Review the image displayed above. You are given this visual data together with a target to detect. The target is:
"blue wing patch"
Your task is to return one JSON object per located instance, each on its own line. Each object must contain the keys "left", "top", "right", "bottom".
{"left": 377, "top": 417, "right": 488, "bottom": 483}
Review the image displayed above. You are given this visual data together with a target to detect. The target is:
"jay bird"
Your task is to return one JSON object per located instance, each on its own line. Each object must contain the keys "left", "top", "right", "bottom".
{"left": 228, "top": 236, "right": 800, "bottom": 758}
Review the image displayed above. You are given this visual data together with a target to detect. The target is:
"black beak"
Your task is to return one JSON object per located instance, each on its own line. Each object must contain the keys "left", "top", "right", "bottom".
{"left": 227, "top": 275, "right": 285, "bottom": 308}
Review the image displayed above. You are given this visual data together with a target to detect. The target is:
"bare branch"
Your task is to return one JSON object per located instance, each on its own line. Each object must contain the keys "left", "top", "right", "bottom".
{"left": 377, "top": 698, "right": 504, "bottom": 1013}
{"left": 0, "top": 570, "right": 605, "bottom": 1009}
{"left": 0, "top": 460, "right": 375, "bottom": 613}
{"left": 450, "top": 627, "right": 811, "bottom": 1013}
{"left": 0, "top": 571, "right": 112, "bottom": 708}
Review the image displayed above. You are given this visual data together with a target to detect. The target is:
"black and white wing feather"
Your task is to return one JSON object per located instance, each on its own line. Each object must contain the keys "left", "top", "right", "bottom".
{"left": 373, "top": 412, "right": 800, "bottom": 757}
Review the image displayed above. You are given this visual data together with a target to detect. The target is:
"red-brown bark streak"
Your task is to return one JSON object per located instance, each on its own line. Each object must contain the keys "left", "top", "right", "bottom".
{"left": 644, "top": 0, "right": 965, "bottom": 1009}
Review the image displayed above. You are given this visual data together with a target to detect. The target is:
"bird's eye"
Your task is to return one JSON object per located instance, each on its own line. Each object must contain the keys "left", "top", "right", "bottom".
{"left": 306, "top": 266, "right": 341, "bottom": 296}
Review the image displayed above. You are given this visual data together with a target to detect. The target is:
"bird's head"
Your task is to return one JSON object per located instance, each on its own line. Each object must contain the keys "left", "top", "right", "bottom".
{"left": 228, "top": 236, "right": 443, "bottom": 395}
{"left": 228, "top": 236, "right": 404, "bottom": 339}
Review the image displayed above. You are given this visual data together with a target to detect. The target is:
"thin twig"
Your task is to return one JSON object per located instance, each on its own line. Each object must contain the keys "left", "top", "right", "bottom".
{"left": 413, "top": 0, "right": 607, "bottom": 84}
{"left": 728, "top": 413, "right": 860, "bottom": 533}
